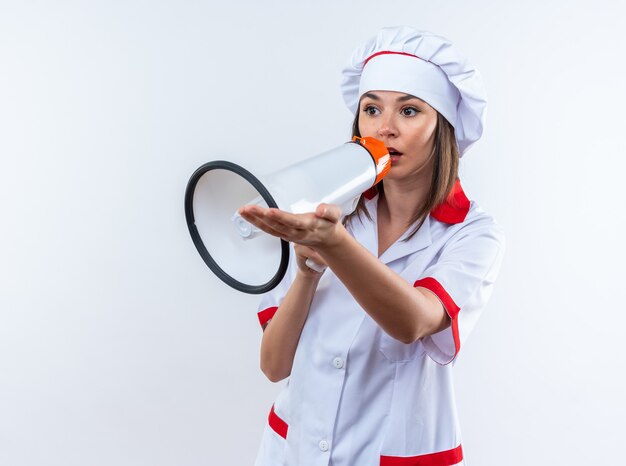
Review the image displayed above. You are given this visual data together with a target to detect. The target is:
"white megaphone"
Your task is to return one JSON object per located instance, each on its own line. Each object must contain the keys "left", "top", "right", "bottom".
{"left": 185, "top": 136, "right": 390, "bottom": 294}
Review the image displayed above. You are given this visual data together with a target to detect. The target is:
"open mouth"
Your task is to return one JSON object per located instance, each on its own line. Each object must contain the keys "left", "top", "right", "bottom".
{"left": 387, "top": 147, "right": 403, "bottom": 164}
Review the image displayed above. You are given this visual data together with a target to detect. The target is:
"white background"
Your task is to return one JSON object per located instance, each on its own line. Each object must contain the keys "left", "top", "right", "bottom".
{"left": 1, "top": 1, "right": 624, "bottom": 464}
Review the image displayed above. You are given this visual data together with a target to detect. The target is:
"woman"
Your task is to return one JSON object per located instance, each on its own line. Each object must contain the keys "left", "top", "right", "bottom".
{"left": 240, "top": 26, "right": 505, "bottom": 466}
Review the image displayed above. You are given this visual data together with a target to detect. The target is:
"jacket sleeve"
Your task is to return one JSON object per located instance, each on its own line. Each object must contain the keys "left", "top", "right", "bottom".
{"left": 413, "top": 219, "right": 506, "bottom": 365}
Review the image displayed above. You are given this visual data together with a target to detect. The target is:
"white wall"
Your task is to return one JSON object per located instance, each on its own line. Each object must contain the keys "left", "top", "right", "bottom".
{"left": 1, "top": 1, "right": 624, "bottom": 464}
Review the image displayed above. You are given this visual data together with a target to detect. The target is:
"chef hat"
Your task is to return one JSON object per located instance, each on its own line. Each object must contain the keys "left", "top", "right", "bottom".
{"left": 341, "top": 26, "right": 487, "bottom": 156}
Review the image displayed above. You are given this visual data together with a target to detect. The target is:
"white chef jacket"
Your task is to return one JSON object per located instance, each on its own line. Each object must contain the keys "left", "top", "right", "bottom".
{"left": 254, "top": 179, "right": 505, "bottom": 466}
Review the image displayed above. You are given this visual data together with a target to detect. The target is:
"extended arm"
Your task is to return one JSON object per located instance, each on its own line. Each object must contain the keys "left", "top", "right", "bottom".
{"left": 315, "top": 227, "right": 449, "bottom": 343}
{"left": 240, "top": 204, "right": 449, "bottom": 346}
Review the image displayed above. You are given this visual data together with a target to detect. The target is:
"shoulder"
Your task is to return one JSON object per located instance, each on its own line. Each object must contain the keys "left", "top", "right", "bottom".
{"left": 430, "top": 200, "right": 505, "bottom": 254}
{"left": 462, "top": 201, "right": 505, "bottom": 242}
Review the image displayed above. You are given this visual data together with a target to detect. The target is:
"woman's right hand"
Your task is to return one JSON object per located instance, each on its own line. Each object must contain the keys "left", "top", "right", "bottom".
{"left": 294, "top": 244, "right": 327, "bottom": 278}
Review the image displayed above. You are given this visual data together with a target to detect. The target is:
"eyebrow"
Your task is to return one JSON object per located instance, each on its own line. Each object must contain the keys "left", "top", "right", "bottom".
{"left": 362, "top": 92, "right": 381, "bottom": 101}
{"left": 361, "top": 92, "right": 425, "bottom": 104}
{"left": 397, "top": 94, "right": 425, "bottom": 103}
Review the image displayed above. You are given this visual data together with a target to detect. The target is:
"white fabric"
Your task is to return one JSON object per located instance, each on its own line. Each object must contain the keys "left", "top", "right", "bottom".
{"left": 341, "top": 26, "right": 488, "bottom": 156}
{"left": 253, "top": 195, "right": 505, "bottom": 466}
{"left": 358, "top": 53, "right": 460, "bottom": 132}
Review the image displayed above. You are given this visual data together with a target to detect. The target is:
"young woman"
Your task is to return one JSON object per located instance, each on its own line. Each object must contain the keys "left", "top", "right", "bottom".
{"left": 239, "top": 26, "right": 505, "bottom": 466}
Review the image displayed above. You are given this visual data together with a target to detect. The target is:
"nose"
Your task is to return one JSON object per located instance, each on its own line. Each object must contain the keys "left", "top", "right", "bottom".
{"left": 377, "top": 115, "right": 397, "bottom": 139}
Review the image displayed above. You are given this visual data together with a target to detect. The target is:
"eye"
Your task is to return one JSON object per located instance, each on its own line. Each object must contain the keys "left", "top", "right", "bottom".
{"left": 401, "top": 106, "right": 420, "bottom": 117}
{"left": 362, "top": 105, "right": 380, "bottom": 116}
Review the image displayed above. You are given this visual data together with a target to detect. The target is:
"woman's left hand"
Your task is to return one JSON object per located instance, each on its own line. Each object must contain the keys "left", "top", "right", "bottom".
{"left": 238, "top": 203, "right": 344, "bottom": 249}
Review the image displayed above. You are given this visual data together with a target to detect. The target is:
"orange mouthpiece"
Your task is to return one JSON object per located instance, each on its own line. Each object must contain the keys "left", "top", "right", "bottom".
{"left": 352, "top": 136, "right": 391, "bottom": 185}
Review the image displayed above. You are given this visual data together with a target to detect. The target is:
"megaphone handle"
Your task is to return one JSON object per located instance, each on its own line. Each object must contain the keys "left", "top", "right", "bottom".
{"left": 305, "top": 258, "right": 327, "bottom": 273}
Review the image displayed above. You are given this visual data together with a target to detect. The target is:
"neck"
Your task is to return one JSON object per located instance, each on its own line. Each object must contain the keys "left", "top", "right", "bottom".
{"left": 377, "top": 173, "right": 431, "bottom": 227}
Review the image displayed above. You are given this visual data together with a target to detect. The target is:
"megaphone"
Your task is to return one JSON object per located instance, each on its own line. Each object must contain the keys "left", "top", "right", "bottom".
{"left": 184, "top": 136, "right": 390, "bottom": 294}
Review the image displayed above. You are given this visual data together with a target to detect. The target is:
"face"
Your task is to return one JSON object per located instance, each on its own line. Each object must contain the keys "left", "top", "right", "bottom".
{"left": 358, "top": 90, "right": 438, "bottom": 181}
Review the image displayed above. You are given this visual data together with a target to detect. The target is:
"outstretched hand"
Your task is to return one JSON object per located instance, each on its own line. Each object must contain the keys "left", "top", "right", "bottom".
{"left": 238, "top": 203, "right": 344, "bottom": 249}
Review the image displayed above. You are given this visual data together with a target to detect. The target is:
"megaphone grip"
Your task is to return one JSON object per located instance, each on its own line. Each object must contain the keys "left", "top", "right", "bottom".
{"left": 305, "top": 258, "right": 327, "bottom": 273}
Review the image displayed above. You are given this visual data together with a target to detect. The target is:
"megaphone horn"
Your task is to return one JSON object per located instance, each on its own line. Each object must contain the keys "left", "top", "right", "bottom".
{"left": 185, "top": 136, "right": 390, "bottom": 294}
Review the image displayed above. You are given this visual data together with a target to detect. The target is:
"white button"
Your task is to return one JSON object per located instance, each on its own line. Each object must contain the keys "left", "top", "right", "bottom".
{"left": 319, "top": 440, "right": 329, "bottom": 452}
{"left": 332, "top": 357, "right": 344, "bottom": 369}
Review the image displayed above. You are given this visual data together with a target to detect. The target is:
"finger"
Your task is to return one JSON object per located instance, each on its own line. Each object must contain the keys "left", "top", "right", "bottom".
{"left": 265, "top": 208, "right": 311, "bottom": 230}
{"left": 247, "top": 219, "right": 288, "bottom": 240}
{"left": 315, "top": 203, "right": 342, "bottom": 223}
{"left": 243, "top": 206, "right": 302, "bottom": 230}
{"left": 261, "top": 211, "right": 325, "bottom": 241}
{"left": 308, "top": 252, "right": 327, "bottom": 266}
{"left": 239, "top": 210, "right": 291, "bottom": 239}
{"left": 304, "top": 257, "right": 327, "bottom": 273}
{"left": 259, "top": 211, "right": 305, "bottom": 237}
{"left": 239, "top": 205, "right": 272, "bottom": 217}
{"left": 295, "top": 244, "right": 327, "bottom": 265}
{"left": 242, "top": 207, "right": 318, "bottom": 241}
{"left": 242, "top": 205, "right": 317, "bottom": 230}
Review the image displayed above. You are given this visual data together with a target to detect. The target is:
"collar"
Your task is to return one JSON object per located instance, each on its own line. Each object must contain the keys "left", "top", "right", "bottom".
{"left": 362, "top": 178, "right": 470, "bottom": 225}
{"left": 353, "top": 194, "right": 432, "bottom": 265}
{"left": 430, "top": 178, "right": 470, "bottom": 224}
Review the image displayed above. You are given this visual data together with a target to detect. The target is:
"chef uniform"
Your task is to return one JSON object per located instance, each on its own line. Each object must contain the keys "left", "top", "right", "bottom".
{"left": 254, "top": 26, "right": 505, "bottom": 466}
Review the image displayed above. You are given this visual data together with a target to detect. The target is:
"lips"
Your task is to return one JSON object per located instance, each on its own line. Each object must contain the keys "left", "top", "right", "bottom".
{"left": 387, "top": 147, "right": 402, "bottom": 165}
{"left": 387, "top": 147, "right": 402, "bottom": 156}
